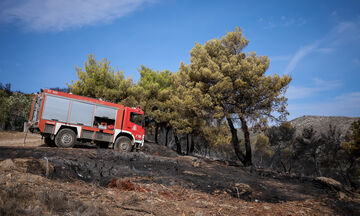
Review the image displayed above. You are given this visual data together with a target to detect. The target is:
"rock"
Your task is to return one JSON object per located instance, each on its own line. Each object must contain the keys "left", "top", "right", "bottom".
{"left": 313, "top": 177, "right": 343, "bottom": 191}
{"left": 0, "top": 158, "right": 55, "bottom": 176}
{"left": 183, "top": 170, "right": 206, "bottom": 176}
{"left": 234, "top": 183, "right": 252, "bottom": 198}
{"left": 0, "top": 159, "right": 15, "bottom": 170}
{"left": 178, "top": 155, "right": 201, "bottom": 167}
{"left": 38, "top": 159, "right": 55, "bottom": 175}
{"left": 338, "top": 191, "right": 346, "bottom": 200}
{"left": 193, "top": 160, "right": 201, "bottom": 167}
{"left": 194, "top": 211, "right": 203, "bottom": 216}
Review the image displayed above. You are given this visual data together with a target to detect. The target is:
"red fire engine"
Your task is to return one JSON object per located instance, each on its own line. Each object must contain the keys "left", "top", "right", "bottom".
{"left": 28, "top": 89, "right": 145, "bottom": 151}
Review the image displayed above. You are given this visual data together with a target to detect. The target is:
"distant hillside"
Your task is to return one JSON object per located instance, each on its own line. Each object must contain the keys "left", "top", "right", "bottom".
{"left": 290, "top": 115, "right": 360, "bottom": 137}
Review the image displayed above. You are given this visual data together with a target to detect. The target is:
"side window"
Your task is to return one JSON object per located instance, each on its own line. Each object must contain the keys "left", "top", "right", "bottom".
{"left": 94, "top": 105, "right": 117, "bottom": 129}
{"left": 42, "top": 95, "right": 70, "bottom": 122}
{"left": 130, "top": 112, "right": 143, "bottom": 126}
{"left": 69, "top": 101, "right": 94, "bottom": 126}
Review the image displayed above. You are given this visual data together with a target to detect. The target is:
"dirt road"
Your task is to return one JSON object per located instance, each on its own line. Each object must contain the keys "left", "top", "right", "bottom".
{"left": 0, "top": 131, "right": 43, "bottom": 147}
{"left": 0, "top": 131, "right": 359, "bottom": 215}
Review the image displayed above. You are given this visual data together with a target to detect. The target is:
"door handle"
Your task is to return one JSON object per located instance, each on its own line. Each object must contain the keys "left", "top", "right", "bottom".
{"left": 127, "top": 126, "right": 131, "bottom": 129}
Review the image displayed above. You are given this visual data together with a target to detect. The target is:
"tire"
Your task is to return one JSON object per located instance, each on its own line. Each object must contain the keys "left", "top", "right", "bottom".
{"left": 44, "top": 136, "right": 56, "bottom": 147}
{"left": 114, "top": 136, "right": 132, "bottom": 152}
{"left": 55, "top": 128, "right": 76, "bottom": 148}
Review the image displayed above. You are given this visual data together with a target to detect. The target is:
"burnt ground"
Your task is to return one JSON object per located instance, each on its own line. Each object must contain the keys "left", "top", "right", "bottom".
{"left": 0, "top": 132, "right": 360, "bottom": 215}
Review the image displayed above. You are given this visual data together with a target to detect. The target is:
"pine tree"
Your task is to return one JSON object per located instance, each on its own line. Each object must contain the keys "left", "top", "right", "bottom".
{"left": 178, "top": 27, "right": 291, "bottom": 166}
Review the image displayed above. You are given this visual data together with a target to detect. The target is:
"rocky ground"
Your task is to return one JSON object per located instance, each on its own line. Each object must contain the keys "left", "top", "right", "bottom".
{"left": 0, "top": 131, "right": 359, "bottom": 215}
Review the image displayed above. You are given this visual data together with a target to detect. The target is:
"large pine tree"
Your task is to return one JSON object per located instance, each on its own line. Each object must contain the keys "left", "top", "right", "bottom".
{"left": 178, "top": 27, "right": 291, "bottom": 166}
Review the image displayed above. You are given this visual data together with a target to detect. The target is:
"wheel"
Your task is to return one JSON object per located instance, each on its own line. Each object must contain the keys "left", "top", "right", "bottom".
{"left": 114, "top": 136, "right": 132, "bottom": 152}
{"left": 44, "top": 136, "right": 56, "bottom": 147}
{"left": 55, "top": 128, "right": 76, "bottom": 148}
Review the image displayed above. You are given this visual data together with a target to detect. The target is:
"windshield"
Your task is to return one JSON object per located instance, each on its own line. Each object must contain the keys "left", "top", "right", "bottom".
{"left": 130, "top": 112, "right": 144, "bottom": 126}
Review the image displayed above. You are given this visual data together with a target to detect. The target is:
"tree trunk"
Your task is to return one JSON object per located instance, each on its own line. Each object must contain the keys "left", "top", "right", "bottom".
{"left": 174, "top": 131, "right": 182, "bottom": 154}
{"left": 239, "top": 116, "right": 252, "bottom": 166}
{"left": 0, "top": 122, "right": 5, "bottom": 130}
{"left": 280, "top": 161, "right": 288, "bottom": 173}
{"left": 155, "top": 123, "right": 159, "bottom": 144}
{"left": 186, "top": 134, "right": 190, "bottom": 155}
{"left": 346, "top": 159, "right": 357, "bottom": 190}
{"left": 269, "top": 145, "right": 281, "bottom": 169}
{"left": 314, "top": 155, "right": 322, "bottom": 176}
{"left": 165, "top": 126, "right": 170, "bottom": 146}
{"left": 190, "top": 133, "right": 195, "bottom": 154}
{"left": 226, "top": 116, "right": 247, "bottom": 165}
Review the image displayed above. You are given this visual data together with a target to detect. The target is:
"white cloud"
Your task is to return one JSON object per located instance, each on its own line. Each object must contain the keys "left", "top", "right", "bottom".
{"left": 283, "top": 18, "right": 360, "bottom": 75}
{"left": 0, "top": 0, "right": 155, "bottom": 31}
{"left": 288, "top": 91, "right": 360, "bottom": 119}
{"left": 312, "top": 78, "right": 342, "bottom": 88}
{"left": 283, "top": 43, "right": 319, "bottom": 75}
{"left": 329, "top": 20, "right": 360, "bottom": 47}
{"left": 264, "top": 22, "right": 277, "bottom": 29}
{"left": 270, "top": 55, "right": 292, "bottom": 62}
{"left": 286, "top": 86, "right": 317, "bottom": 100}
{"left": 333, "top": 21, "right": 356, "bottom": 34}
{"left": 353, "top": 58, "right": 360, "bottom": 65}
{"left": 263, "top": 16, "right": 306, "bottom": 29}
{"left": 331, "top": 10, "right": 337, "bottom": 17}
{"left": 296, "top": 17, "right": 307, "bottom": 26}
{"left": 286, "top": 78, "right": 342, "bottom": 100}
{"left": 315, "top": 48, "right": 333, "bottom": 54}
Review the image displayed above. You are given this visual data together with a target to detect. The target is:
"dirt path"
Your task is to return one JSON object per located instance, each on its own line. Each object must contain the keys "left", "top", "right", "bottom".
{"left": 0, "top": 131, "right": 43, "bottom": 146}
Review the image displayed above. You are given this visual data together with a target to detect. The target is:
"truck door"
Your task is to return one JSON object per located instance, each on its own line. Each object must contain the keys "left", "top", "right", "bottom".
{"left": 123, "top": 108, "right": 144, "bottom": 141}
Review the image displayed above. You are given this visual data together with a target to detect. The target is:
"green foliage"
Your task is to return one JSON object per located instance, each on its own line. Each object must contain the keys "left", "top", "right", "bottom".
{"left": 68, "top": 54, "right": 136, "bottom": 106}
{"left": 6, "top": 92, "right": 33, "bottom": 119}
{"left": 177, "top": 27, "right": 291, "bottom": 165}
{"left": 265, "top": 122, "right": 296, "bottom": 172}
{"left": 138, "top": 65, "right": 173, "bottom": 91}
{"left": 68, "top": 27, "right": 291, "bottom": 163}
{"left": 254, "top": 133, "right": 273, "bottom": 156}
{"left": 170, "top": 66, "right": 207, "bottom": 136}
{"left": 137, "top": 65, "right": 174, "bottom": 125}
{"left": 342, "top": 120, "right": 360, "bottom": 158}
{"left": 0, "top": 91, "right": 9, "bottom": 125}
{"left": 201, "top": 120, "right": 231, "bottom": 147}
{"left": 294, "top": 126, "right": 319, "bottom": 160}
{"left": 183, "top": 27, "right": 291, "bottom": 124}
{"left": 0, "top": 84, "right": 33, "bottom": 131}
{"left": 267, "top": 122, "right": 296, "bottom": 146}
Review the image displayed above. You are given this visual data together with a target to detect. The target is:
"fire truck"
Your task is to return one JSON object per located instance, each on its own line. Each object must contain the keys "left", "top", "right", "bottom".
{"left": 28, "top": 89, "right": 145, "bottom": 151}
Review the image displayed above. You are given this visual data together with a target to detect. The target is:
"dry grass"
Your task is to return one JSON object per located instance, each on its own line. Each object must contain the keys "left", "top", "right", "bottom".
{"left": 0, "top": 158, "right": 105, "bottom": 216}
{"left": 0, "top": 158, "right": 340, "bottom": 216}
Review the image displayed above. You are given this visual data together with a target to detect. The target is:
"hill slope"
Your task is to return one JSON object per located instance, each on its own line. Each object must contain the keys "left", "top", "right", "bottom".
{"left": 290, "top": 115, "right": 360, "bottom": 136}
{"left": 0, "top": 142, "right": 360, "bottom": 215}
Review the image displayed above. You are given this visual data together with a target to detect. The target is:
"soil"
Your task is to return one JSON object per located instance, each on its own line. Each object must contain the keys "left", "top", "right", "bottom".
{"left": 0, "top": 131, "right": 359, "bottom": 215}
{"left": 0, "top": 131, "right": 43, "bottom": 147}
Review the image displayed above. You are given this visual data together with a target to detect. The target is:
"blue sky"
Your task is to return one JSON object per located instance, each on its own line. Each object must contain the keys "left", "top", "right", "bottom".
{"left": 0, "top": 0, "right": 359, "bottom": 120}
